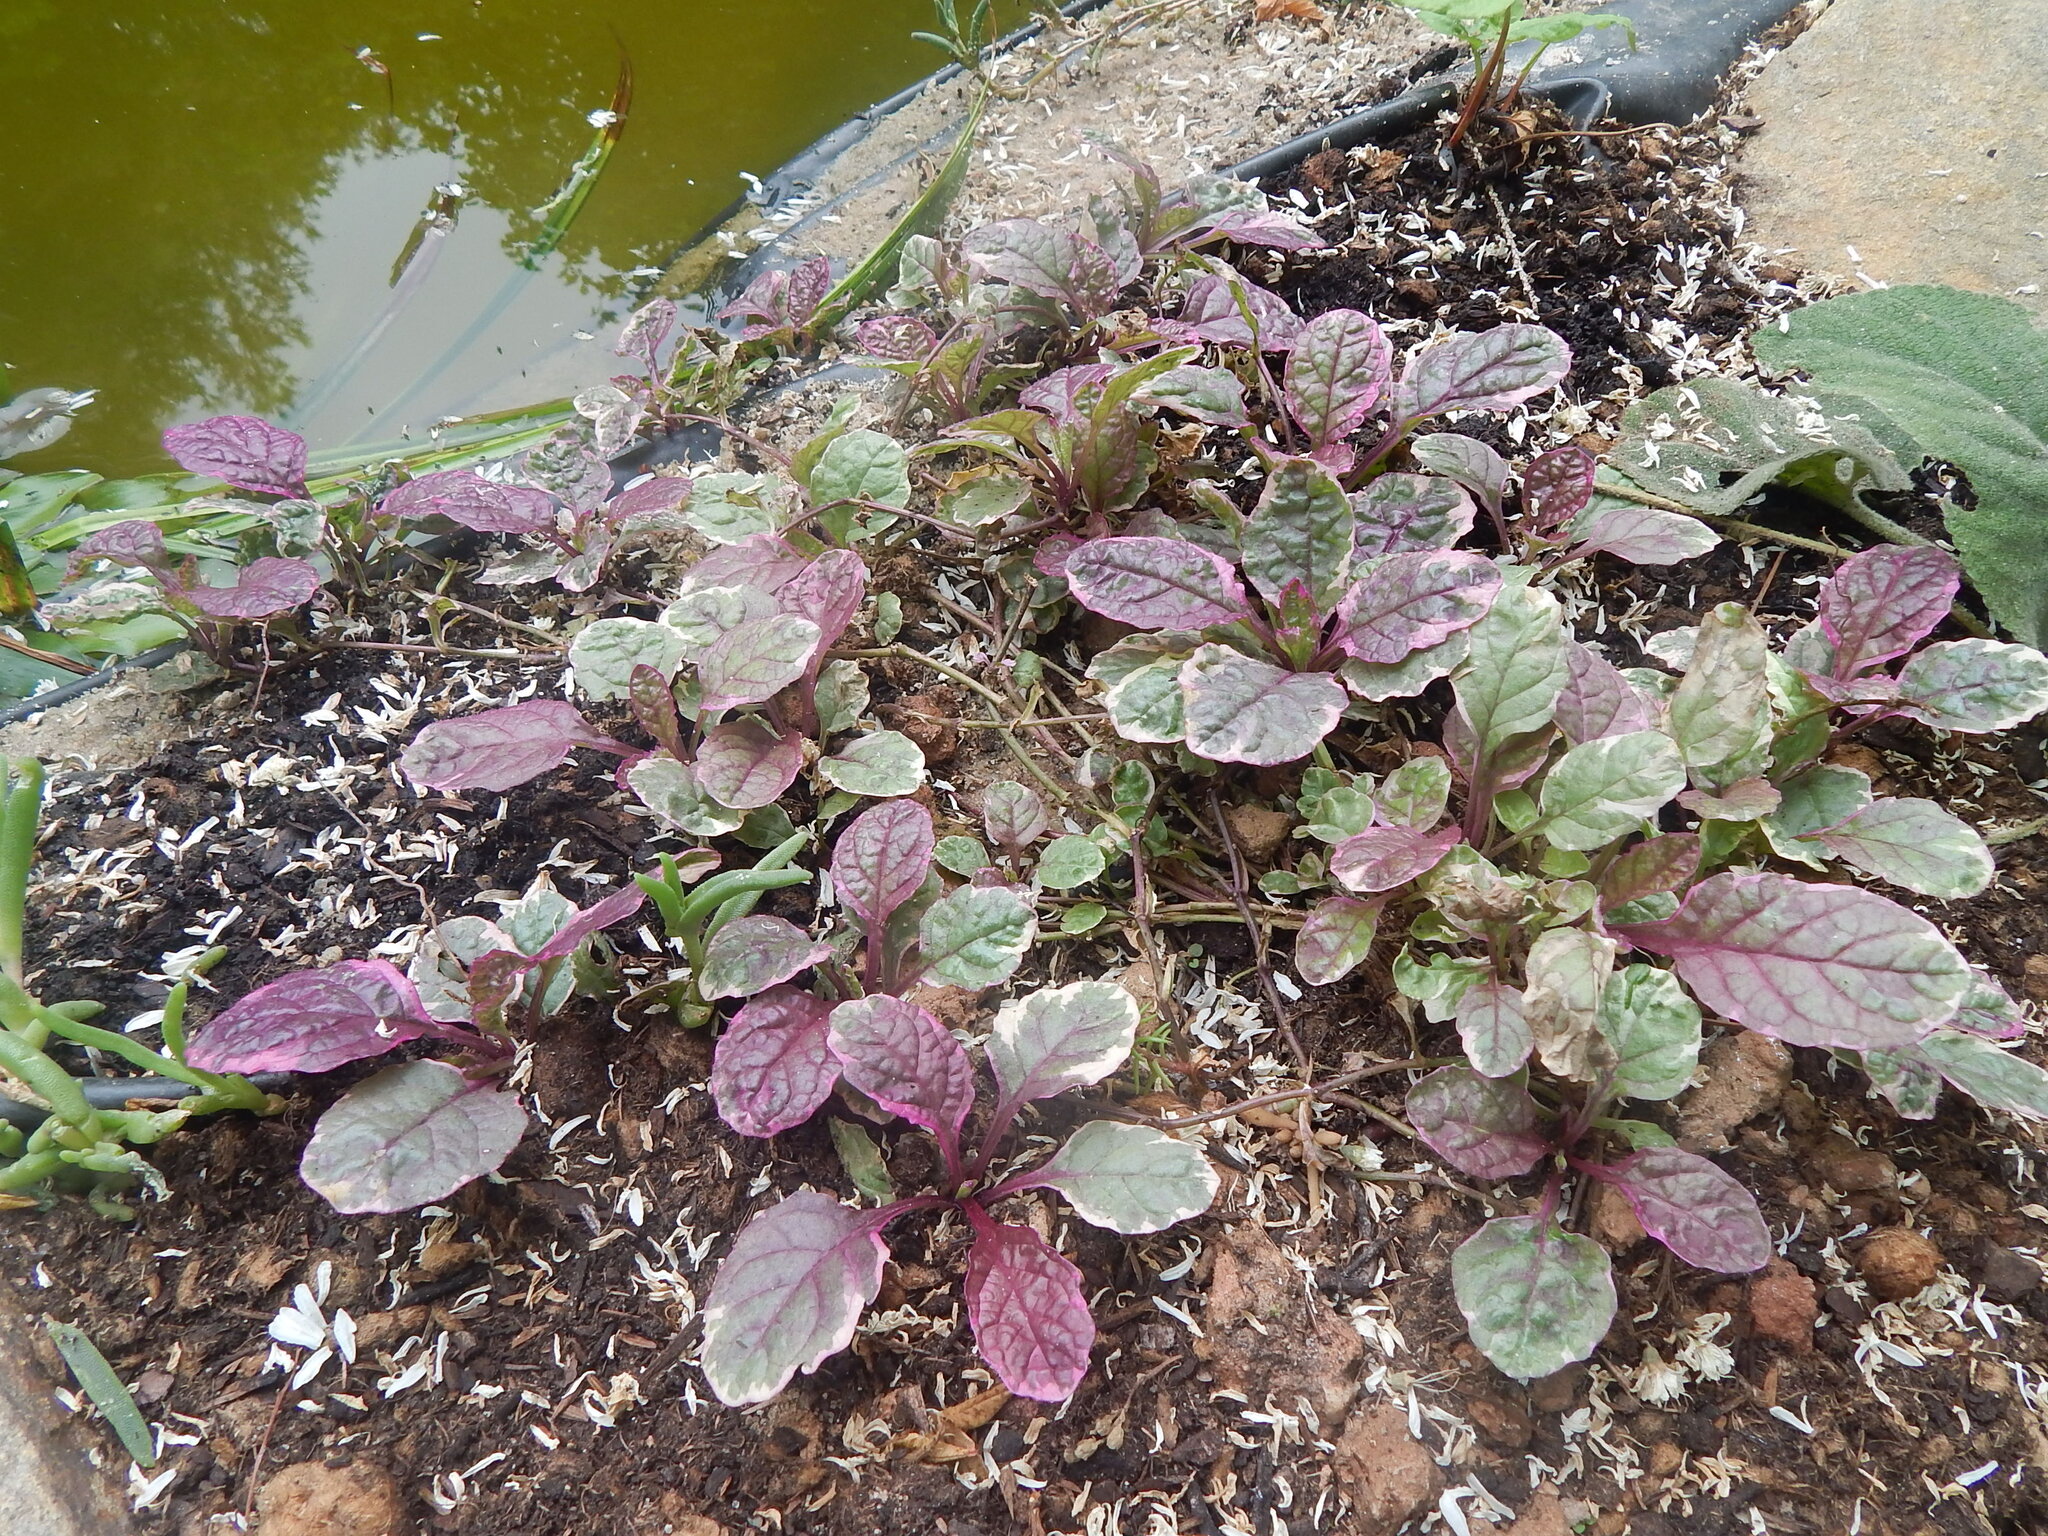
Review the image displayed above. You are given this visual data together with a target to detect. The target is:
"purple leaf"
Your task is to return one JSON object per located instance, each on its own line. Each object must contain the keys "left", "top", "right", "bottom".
{"left": 1604, "top": 1148, "right": 1771, "bottom": 1273}
{"left": 700, "top": 1190, "right": 891, "bottom": 1406}
{"left": 987, "top": 980, "right": 1140, "bottom": 1108}
{"left": 1348, "top": 473, "right": 1476, "bottom": 558}
{"left": 629, "top": 665, "right": 687, "bottom": 760}
{"left": 162, "top": 414, "right": 307, "bottom": 497}
{"left": 1952, "top": 975, "right": 2026, "bottom": 1041}
{"left": 1165, "top": 269, "right": 1302, "bottom": 350}
{"left": 72, "top": 520, "right": 169, "bottom": 573}
{"left": 1599, "top": 835, "right": 1702, "bottom": 911}
{"left": 965, "top": 221, "right": 1125, "bottom": 315}
{"left": 1406, "top": 1064, "right": 1549, "bottom": 1179}
{"left": 830, "top": 800, "right": 936, "bottom": 929}
{"left": 1556, "top": 641, "right": 1652, "bottom": 744}
{"left": 1893, "top": 639, "right": 2048, "bottom": 733}
{"left": 189, "top": 960, "right": 443, "bottom": 1075}
{"left": 684, "top": 533, "right": 815, "bottom": 597}
{"left": 855, "top": 314, "right": 940, "bottom": 361}
{"left": 1816, "top": 546, "right": 1961, "bottom": 677}
{"left": 606, "top": 475, "right": 693, "bottom": 527}
{"left": 1137, "top": 365, "right": 1249, "bottom": 427}
{"left": 1334, "top": 550, "right": 1500, "bottom": 665}
{"left": 1282, "top": 309, "right": 1392, "bottom": 457}
{"left": 400, "top": 700, "right": 626, "bottom": 793}
{"left": 964, "top": 1220, "right": 1094, "bottom": 1401}
{"left": 378, "top": 469, "right": 557, "bottom": 534}
{"left": 1620, "top": 871, "right": 1971, "bottom": 1050}
{"left": 709, "top": 986, "right": 841, "bottom": 1138}
{"left": 1243, "top": 457, "right": 1353, "bottom": 610}
{"left": 979, "top": 780, "right": 1050, "bottom": 852}
{"left": 699, "top": 915, "right": 832, "bottom": 1002}
{"left": 696, "top": 718, "right": 804, "bottom": 810}
{"left": 1329, "top": 824, "right": 1464, "bottom": 894}
{"left": 1021, "top": 364, "right": 1121, "bottom": 422}
{"left": 1197, "top": 203, "right": 1322, "bottom": 251}
{"left": 1065, "top": 537, "right": 1251, "bottom": 630}
{"left": 1456, "top": 980, "right": 1534, "bottom": 1078}
{"left": 1569, "top": 504, "right": 1718, "bottom": 565}
{"left": 1391, "top": 324, "right": 1571, "bottom": 424}
{"left": 1293, "top": 895, "right": 1381, "bottom": 987}
{"left": 1178, "top": 645, "right": 1346, "bottom": 765}
{"left": 1521, "top": 445, "right": 1596, "bottom": 532}
{"left": 463, "top": 950, "right": 527, "bottom": 1030}
{"left": 300, "top": 1060, "right": 527, "bottom": 1215}
{"left": 772, "top": 548, "right": 869, "bottom": 654}
{"left": 697, "top": 614, "right": 823, "bottom": 709}
{"left": 182, "top": 557, "right": 320, "bottom": 619}
{"left": 527, "top": 887, "right": 647, "bottom": 964}
{"left": 616, "top": 296, "right": 676, "bottom": 370}
{"left": 827, "top": 995, "right": 976, "bottom": 1144}
{"left": 787, "top": 255, "right": 833, "bottom": 324}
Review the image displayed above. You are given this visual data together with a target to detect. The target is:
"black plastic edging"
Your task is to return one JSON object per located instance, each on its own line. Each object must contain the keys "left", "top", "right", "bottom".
{"left": 0, "top": 1073, "right": 296, "bottom": 1132}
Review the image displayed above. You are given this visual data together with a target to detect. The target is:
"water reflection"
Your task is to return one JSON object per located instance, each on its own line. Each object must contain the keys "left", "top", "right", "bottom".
{"left": 0, "top": 0, "right": 949, "bottom": 471}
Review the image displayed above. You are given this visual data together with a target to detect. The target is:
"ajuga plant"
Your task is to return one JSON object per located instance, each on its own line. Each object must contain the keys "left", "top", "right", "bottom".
{"left": 1268, "top": 546, "right": 2048, "bottom": 1379}
{"left": 188, "top": 877, "right": 644, "bottom": 1214}
{"left": 699, "top": 977, "right": 1217, "bottom": 1406}
{"left": 0, "top": 761, "right": 279, "bottom": 1214}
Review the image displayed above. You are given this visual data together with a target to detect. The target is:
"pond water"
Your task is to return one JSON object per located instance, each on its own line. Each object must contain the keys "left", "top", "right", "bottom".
{"left": 0, "top": 1, "right": 979, "bottom": 475}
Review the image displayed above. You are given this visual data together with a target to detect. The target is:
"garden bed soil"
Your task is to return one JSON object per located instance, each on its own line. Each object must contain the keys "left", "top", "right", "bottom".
{"left": 8, "top": 9, "right": 2048, "bottom": 1536}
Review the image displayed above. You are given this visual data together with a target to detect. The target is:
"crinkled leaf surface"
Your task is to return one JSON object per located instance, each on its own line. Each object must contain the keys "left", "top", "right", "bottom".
{"left": 811, "top": 429, "right": 911, "bottom": 510}
{"left": 1523, "top": 445, "right": 1596, "bottom": 531}
{"left": 1622, "top": 872, "right": 1970, "bottom": 1050}
{"left": 662, "top": 585, "right": 781, "bottom": 653}
{"left": 1340, "top": 629, "right": 1469, "bottom": 703}
{"left": 1392, "top": 324, "right": 1570, "bottom": 423}
{"left": 709, "top": 986, "right": 841, "bottom": 1137}
{"left": 1453, "top": 583, "right": 1567, "bottom": 754}
{"left": 191, "top": 960, "right": 442, "bottom": 1075}
{"left": 1329, "top": 824, "right": 1463, "bottom": 893}
{"left": 1598, "top": 834, "right": 1701, "bottom": 911}
{"left": 1817, "top": 545, "right": 1961, "bottom": 676}
{"left": 1335, "top": 549, "right": 1499, "bottom": 665}
{"left": 988, "top": 979, "right": 1140, "bottom": 1106}
{"left": 162, "top": 414, "right": 307, "bottom": 496}
{"left": 1243, "top": 457, "right": 1352, "bottom": 610}
{"left": 964, "top": 1221, "right": 1093, "bottom": 1402}
{"left": 568, "top": 617, "right": 690, "bottom": 702}
{"left": 1410, "top": 433, "right": 1508, "bottom": 518}
{"left": 698, "top": 614, "right": 821, "bottom": 709}
{"left": 1294, "top": 896, "right": 1381, "bottom": 986}
{"left": 832, "top": 799, "right": 936, "bottom": 928}
{"left": 1026, "top": 1120, "right": 1217, "bottom": 1233}
{"left": 1668, "top": 603, "right": 1772, "bottom": 787}
{"left": 1915, "top": 1029, "right": 2048, "bottom": 1120}
{"left": 1178, "top": 644, "right": 1345, "bottom": 765}
{"left": 980, "top": 780, "right": 1050, "bottom": 850}
{"left": 1166, "top": 268, "right": 1302, "bottom": 350}
{"left": 1596, "top": 964, "right": 1701, "bottom": 1101}
{"left": 1761, "top": 763, "right": 1873, "bottom": 865}
{"left": 1406, "top": 1065, "right": 1549, "bottom": 1179}
{"left": 700, "top": 1190, "right": 889, "bottom": 1407}
{"left": 679, "top": 472, "right": 784, "bottom": 545}
{"left": 1455, "top": 980, "right": 1533, "bottom": 1078}
{"left": 1065, "top": 537, "right": 1250, "bottom": 630}
{"left": 1282, "top": 309, "right": 1391, "bottom": 459}
{"left": 1348, "top": 473, "right": 1476, "bottom": 558}
{"left": 828, "top": 995, "right": 976, "bottom": 1141}
{"left": 1537, "top": 730, "right": 1685, "bottom": 851}
{"left": 1804, "top": 796, "right": 1993, "bottom": 899}
{"left": 301, "top": 1060, "right": 526, "bottom": 1215}
{"left": 1138, "top": 365, "right": 1249, "bottom": 427}
{"left": 184, "top": 557, "right": 320, "bottom": 619}
{"left": 696, "top": 718, "right": 805, "bottom": 810}
{"left": 627, "top": 756, "right": 744, "bottom": 837}
{"left": 1894, "top": 639, "right": 2048, "bottom": 733}
{"left": 698, "top": 915, "right": 831, "bottom": 1002}
{"left": 379, "top": 469, "right": 556, "bottom": 534}
{"left": 1453, "top": 1215, "right": 1615, "bottom": 1382}
{"left": 1376, "top": 756, "right": 1451, "bottom": 830}
{"left": 401, "top": 700, "right": 620, "bottom": 793}
{"left": 918, "top": 882, "right": 1036, "bottom": 988}
{"left": 1557, "top": 641, "right": 1653, "bottom": 744}
{"left": 1037, "top": 834, "right": 1106, "bottom": 890}
{"left": 1608, "top": 1148, "right": 1770, "bottom": 1272}
{"left": 819, "top": 730, "right": 926, "bottom": 797}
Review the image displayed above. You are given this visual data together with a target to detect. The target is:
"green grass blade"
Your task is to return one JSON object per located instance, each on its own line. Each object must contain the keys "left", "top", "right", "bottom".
{"left": 47, "top": 1321, "right": 157, "bottom": 1467}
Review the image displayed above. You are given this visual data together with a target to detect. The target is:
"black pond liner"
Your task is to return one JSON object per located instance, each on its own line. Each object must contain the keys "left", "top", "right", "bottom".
{"left": 0, "top": 0, "right": 1800, "bottom": 1127}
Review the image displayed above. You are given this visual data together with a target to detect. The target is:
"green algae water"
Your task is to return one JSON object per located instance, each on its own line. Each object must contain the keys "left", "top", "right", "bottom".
{"left": 0, "top": 1, "right": 978, "bottom": 474}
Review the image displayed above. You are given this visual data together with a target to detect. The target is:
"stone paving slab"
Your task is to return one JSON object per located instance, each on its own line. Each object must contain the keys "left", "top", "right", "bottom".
{"left": 1736, "top": 0, "right": 2047, "bottom": 317}
{"left": 0, "top": 1279, "right": 130, "bottom": 1536}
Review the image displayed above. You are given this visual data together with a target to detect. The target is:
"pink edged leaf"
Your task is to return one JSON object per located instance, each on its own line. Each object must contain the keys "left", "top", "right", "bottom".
{"left": 162, "top": 414, "right": 307, "bottom": 497}
{"left": 400, "top": 700, "right": 626, "bottom": 793}
{"left": 1136, "top": 364, "right": 1249, "bottom": 427}
{"left": 1604, "top": 1147, "right": 1771, "bottom": 1272}
{"left": 987, "top": 980, "right": 1140, "bottom": 1108}
{"left": 787, "top": 255, "right": 833, "bottom": 323}
{"left": 606, "top": 474, "right": 693, "bottom": 528}
{"left": 696, "top": 717, "right": 804, "bottom": 810}
{"left": 1406, "top": 1064, "right": 1549, "bottom": 1180}
{"left": 1802, "top": 796, "right": 1994, "bottom": 899}
{"left": 1951, "top": 974, "right": 2026, "bottom": 1041}
{"left": 964, "top": 1220, "right": 1094, "bottom": 1402}
{"left": 1179, "top": 646, "right": 1346, "bottom": 765}
{"left": 183, "top": 557, "right": 320, "bottom": 619}
{"left": 709, "top": 986, "right": 841, "bottom": 1138}
{"left": 1064, "top": 537, "right": 1252, "bottom": 630}
{"left": 1019, "top": 363, "right": 1119, "bottom": 422}
{"left": 854, "top": 313, "right": 940, "bottom": 361}
{"left": 377, "top": 469, "right": 557, "bottom": 534}
{"left": 1521, "top": 445, "right": 1597, "bottom": 532}
{"left": 1410, "top": 433, "right": 1509, "bottom": 522}
{"left": 1556, "top": 641, "right": 1652, "bottom": 744}
{"left": 979, "top": 780, "right": 1050, "bottom": 852}
{"left": 697, "top": 614, "right": 823, "bottom": 709}
{"left": 1349, "top": 473, "right": 1476, "bottom": 558}
{"left": 831, "top": 799, "right": 937, "bottom": 928}
{"left": 1017, "top": 1120, "right": 1217, "bottom": 1234}
{"left": 1391, "top": 324, "right": 1571, "bottom": 423}
{"left": 1619, "top": 871, "right": 1971, "bottom": 1050}
{"left": 828, "top": 995, "right": 976, "bottom": 1145}
{"left": 1915, "top": 1029, "right": 2048, "bottom": 1121}
{"left": 616, "top": 296, "right": 676, "bottom": 368}
{"left": 699, "top": 915, "right": 832, "bottom": 1002}
{"left": 527, "top": 887, "right": 647, "bottom": 964}
{"left": 1197, "top": 202, "right": 1323, "bottom": 251}
{"left": 1293, "top": 896, "right": 1381, "bottom": 987}
{"left": 1452, "top": 1215, "right": 1614, "bottom": 1382}
{"left": 699, "top": 1189, "right": 892, "bottom": 1406}
{"left": 1242, "top": 456, "right": 1354, "bottom": 610}
{"left": 773, "top": 548, "right": 869, "bottom": 653}
{"left": 190, "top": 959, "right": 445, "bottom": 1075}
{"left": 1601, "top": 836, "right": 1699, "bottom": 912}
{"left": 683, "top": 532, "right": 814, "bottom": 597}
{"left": 300, "top": 1060, "right": 527, "bottom": 1215}
{"left": 1166, "top": 269, "right": 1302, "bottom": 351}
{"left": 1329, "top": 824, "right": 1464, "bottom": 894}
{"left": 1817, "top": 545, "right": 1961, "bottom": 677}
{"left": 1283, "top": 309, "right": 1392, "bottom": 453}
{"left": 72, "top": 519, "right": 170, "bottom": 574}
{"left": 463, "top": 950, "right": 527, "bottom": 1030}
{"left": 1335, "top": 549, "right": 1500, "bottom": 665}
{"left": 1456, "top": 980, "right": 1534, "bottom": 1078}
{"left": 1568, "top": 503, "right": 1719, "bottom": 565}
{"left": 1894, "top": 639, "right": 2048, "bottom": 733}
